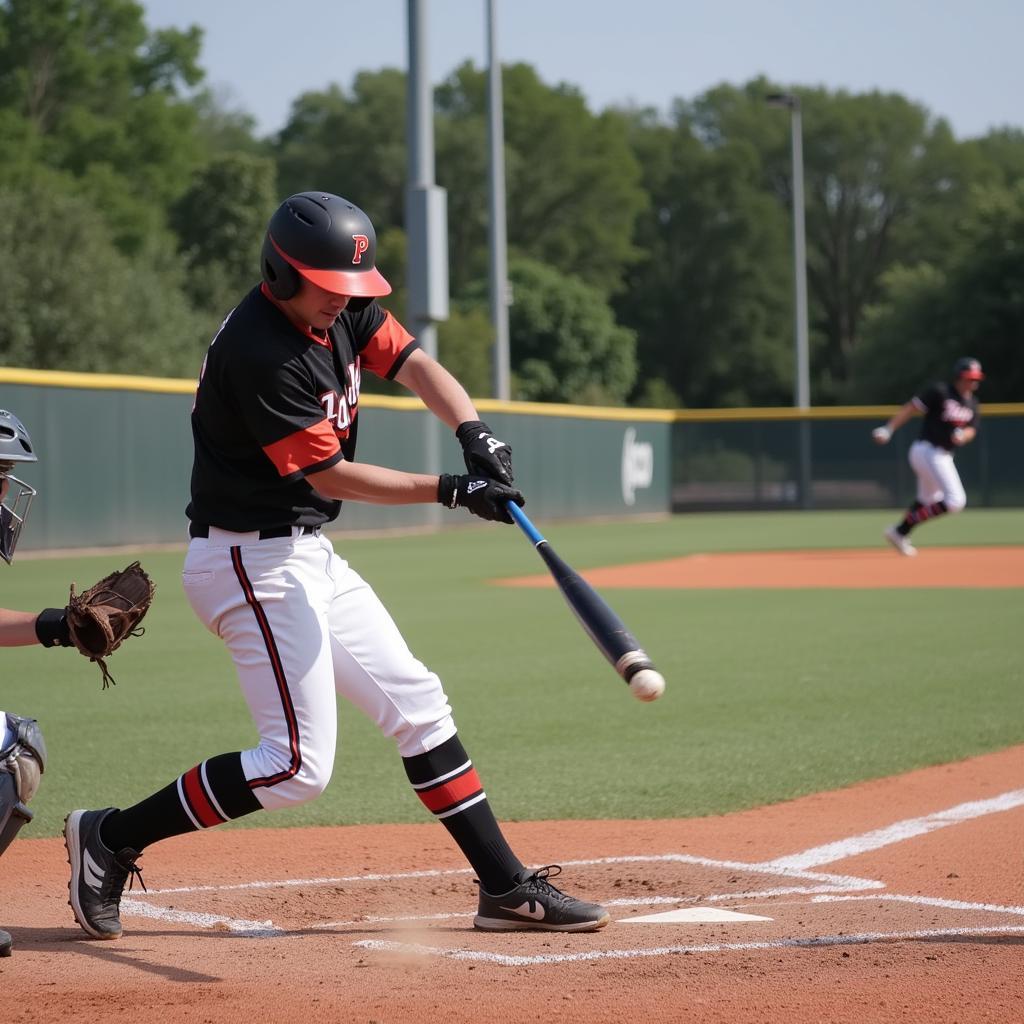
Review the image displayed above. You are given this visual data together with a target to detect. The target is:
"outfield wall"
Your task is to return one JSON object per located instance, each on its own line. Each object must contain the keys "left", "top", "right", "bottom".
{"left": 671, "top": 406, "right": 1024, "bottom": 511}
{"left": 1, "top": 368, "right": 1020, "bottom": 551}
{"left": 0, "top": 370, "right": 671, "bottom": 551}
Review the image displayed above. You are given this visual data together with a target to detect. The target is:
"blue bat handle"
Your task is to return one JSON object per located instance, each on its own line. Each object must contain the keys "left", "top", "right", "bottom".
{"left": 506, "top": 501, "right": 545, "bottom": 546}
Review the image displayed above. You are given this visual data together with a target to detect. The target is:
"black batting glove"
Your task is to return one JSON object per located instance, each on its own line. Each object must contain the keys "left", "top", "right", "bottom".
{"left": 437, "top": 473, "right": 524, "bottom": 524}
{"left": 456, "top": 420, "right": 514, "bottom": 485}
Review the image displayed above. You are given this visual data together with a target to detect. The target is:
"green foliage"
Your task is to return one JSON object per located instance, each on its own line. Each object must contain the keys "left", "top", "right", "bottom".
{"left": 437, "top": 304, "right": 494, "bottom": 400}
{"left": 0, "top": 180, "right": 209, "bottom": 375}
{"left": 853, "top": 183, "right": 1024, "bottom": 401}
{"left": 616, "top": 101, "right": 792, "bottom": 408}
{"left": 437, "top": 62, "right": 647, "bottom": 297}
{"left": 0, "top": 0, "right": 205, "bottom": 206}
{"left": 273, "top": 70, "right": 409, "bottom": 228}
{"left": 0, "top": 2, "right": 1021, "bottom": 409}
{"left": 171, "top": 151, "right": 278, "bottom": 315}
{"left": 499, "top": 258, "right": 637, "bottom": 404}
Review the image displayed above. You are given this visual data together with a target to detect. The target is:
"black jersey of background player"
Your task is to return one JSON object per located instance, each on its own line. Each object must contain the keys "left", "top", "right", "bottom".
{"left": 912, "top": 381, "right": 979, "bottom": 451}
{"left": 187, "top": 284, "right": 419, "bottom": 531}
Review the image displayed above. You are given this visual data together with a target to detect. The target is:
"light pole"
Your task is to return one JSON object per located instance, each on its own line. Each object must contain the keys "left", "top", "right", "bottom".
{"left": 766, "top": 92, "right": 810, "bottom": 410}
{"left": 767, "top": 91, "right": 812, "bottom": 507}
{"left": 486, "top": 0, "right": 510, "bottom": 400}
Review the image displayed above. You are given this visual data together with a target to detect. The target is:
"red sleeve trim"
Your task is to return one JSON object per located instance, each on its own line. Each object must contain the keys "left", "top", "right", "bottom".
{"left": 361, "top": 312, "right": 417, "bottom": 377}
{"left": 263, "top": 419, "right": 341, "bottom": 477}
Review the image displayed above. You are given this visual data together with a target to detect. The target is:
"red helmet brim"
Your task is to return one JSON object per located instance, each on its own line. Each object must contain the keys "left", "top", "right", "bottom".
{"left": 271, "top": 235, "right": 392, "bottom": 297}
{"left": 295, "top": 264, "right": 392, "bottom": 298}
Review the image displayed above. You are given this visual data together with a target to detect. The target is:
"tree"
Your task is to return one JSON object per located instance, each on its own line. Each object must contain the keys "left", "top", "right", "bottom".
{"left": 615, "top": 102, "right": 792, "bottom": 408}
{"left": 171, "top": 152, "right": 278, "bottom": 315}
{"left": 273, "top": 70, "right": 408, "bottom": 226}
{"left": 502, "top": 258, "right": 637, "bottom": 405}
{"left": 853, "top": 183, "right": 1024, "bottom": 402}
{"left": 0, "top": 0, "right": 205, "bottom": 208}
{"left": 437, "top": 62, "right": 647, "bottom": 297}
{"left": 0, "top": 180, "right": 209, "bottom": 377}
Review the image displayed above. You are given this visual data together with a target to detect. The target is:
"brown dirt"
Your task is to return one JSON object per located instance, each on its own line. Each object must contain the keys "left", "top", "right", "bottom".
{"left": 497, "top": 545, "right": 1024, "bottom": 589}
{"left": 4, "top": 746, "right": 1023, "bottom": 1024}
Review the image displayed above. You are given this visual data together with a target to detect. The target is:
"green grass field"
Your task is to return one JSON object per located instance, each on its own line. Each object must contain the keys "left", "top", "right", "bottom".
{"left": 6, "top": 508, "right": 1023, "bottom": 836}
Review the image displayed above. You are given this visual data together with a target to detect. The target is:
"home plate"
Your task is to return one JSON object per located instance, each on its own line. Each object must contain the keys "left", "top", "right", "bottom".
{"left": 623, "top": 907, "right": 772, "bottom": 924}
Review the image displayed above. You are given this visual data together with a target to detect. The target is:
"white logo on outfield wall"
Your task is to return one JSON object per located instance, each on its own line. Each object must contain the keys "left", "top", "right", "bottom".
{"left": 621, "top": 427, "right": 654, "bottom": 506}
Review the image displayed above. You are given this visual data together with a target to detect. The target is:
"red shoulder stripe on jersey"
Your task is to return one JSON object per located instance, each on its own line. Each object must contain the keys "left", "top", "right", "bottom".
{"left": 361, "top": 311, "right": 416, "bottom": 378}
{"left": 263, "top": 419, "right": 340, "bottom": 477}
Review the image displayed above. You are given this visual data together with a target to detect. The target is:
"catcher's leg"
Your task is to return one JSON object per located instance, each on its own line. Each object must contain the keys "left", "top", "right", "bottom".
{"left": 1, "top": 712, "right": 47, "bottom": 954}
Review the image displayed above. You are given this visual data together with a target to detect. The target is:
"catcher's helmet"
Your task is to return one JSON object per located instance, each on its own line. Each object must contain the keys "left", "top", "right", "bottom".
{"left": 952, "top": 357, "right": 985, "bottom": 381}
{"left": 261, "top": 192, "right": 392, "bottom": 301}
{"left": 0, "top": 410, "right": 38, "bottom": 565}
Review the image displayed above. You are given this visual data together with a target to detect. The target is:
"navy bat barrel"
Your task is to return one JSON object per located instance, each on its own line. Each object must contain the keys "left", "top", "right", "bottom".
{"left": 505, "top": 501, "right": 657, "bottom": 684}
{"left": 534, "top": 540, "right": 655, "bottom": 682}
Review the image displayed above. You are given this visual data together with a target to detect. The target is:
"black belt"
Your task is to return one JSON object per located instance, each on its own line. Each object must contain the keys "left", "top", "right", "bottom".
{"left": 189, "top": 523, "right": 319, "bottom": 540}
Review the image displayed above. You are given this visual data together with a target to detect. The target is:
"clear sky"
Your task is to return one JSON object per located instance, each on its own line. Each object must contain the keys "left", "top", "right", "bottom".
{"left": 139, "top": 0, "right": 1023, "bottom": 141}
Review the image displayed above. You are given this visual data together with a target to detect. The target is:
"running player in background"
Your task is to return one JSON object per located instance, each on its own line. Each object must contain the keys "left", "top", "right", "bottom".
{"left": 64, "top": 191, "right": 610, "bottom": 943}
{"left": 872, "top": 357, "right": 984, "bottom": 556}
{"left": 1, "top": 410, "right": 77, "bottom": 957}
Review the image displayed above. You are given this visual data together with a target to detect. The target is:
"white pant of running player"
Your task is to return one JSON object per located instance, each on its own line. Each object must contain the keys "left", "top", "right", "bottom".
{"left": 908, "top": 440, "right": 967, "bottom": 512}
{"left": 182, "top": 527, "right": 457, "bottom": 810}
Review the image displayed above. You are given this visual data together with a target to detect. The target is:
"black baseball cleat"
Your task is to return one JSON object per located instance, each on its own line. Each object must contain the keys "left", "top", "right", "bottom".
{"left": 474, "top": 865, "right": 610, "bottom": 932}
{"left": 0, "top": 928, "right": 12, "bottom": 957}
{"left": 64, "top": 808, "right": 145, "bottom": 940}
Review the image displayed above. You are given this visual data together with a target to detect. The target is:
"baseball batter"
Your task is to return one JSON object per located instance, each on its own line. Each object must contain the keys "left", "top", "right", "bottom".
{"left": 0, "top": 410, "right": 81, "bottom": 957}
{"left": 64, "top": 192, "right": 610, "bottom": 940}
{"left": 872, "top": 357, "right": 984, "bottom": 556}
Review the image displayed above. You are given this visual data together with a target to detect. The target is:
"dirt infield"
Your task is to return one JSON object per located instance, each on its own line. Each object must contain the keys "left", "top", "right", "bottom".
{"left": 497, "top": 545, "right": 1024, "bottom": 589}
{"left": 4, "top": 745, "right": 1023, "bottom": 1024}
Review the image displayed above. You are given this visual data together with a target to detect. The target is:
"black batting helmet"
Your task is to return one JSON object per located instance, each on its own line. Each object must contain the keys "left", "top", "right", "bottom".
{"left": 261, "top": 192, "right": 392, "bottom": 301}
{"left": 952, "top": 357, "right": 984, "bottom": 381}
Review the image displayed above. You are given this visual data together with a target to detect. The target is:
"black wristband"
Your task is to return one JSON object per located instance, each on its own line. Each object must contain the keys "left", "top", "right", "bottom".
{"left": 35, "top": 608, "right": 72, "bottom": 648}
{"left": 456, "top": 420, "right": 488, "bottom": 444}
{"left": 437, "top": 473, "right": 457, "bottom": 509}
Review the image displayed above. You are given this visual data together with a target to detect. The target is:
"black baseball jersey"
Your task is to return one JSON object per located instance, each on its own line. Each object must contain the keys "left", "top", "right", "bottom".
{"left": 912, "top": 382, "right": 979, "bottom": 451}
{"left": 187, "top": 284, "right": 419, "bottom": 531}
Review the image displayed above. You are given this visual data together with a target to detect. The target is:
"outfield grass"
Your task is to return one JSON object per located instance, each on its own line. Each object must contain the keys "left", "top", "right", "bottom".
{"left": 5, "top": 508, "right": 1023, "bottom": 836}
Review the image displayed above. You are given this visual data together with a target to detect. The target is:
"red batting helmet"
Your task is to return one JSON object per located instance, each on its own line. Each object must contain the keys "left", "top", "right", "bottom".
{"left": 260, "top": 192, "right": 392, "bottom": 301}
{"left": 952, "top": 357, "right": 985, "bottom": 381}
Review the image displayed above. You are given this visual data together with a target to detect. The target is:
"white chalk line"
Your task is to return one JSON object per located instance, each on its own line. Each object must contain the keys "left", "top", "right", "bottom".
{"left": 812, "top": 892, "right": 1024, "bottom": 917}
{"left": 121, "top": 787, "right": 1024, "bottom": 946}
{"left": 354, "top": 925, "right": 1024, "bottom": 966}
{"left": 309, "top": 886, "right": 870, "bottom": 930}
{"left": 120, "top": 897, "right": 282, "bottom": 937}
{"left": 759, "top": 788, "right": 1024, "bottom": 871}
{"left": 136, "top": 854, "right": 879, "bottom": 897}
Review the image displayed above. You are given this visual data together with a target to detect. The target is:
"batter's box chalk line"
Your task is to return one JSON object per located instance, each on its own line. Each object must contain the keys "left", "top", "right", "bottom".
{"left": 119, "top": 787, "right": 1024, "bottom": 950}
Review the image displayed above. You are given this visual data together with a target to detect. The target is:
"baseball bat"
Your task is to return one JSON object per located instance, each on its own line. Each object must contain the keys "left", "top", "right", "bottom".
{"left": 506, "top": 502, "right": 665, "bottom": 702}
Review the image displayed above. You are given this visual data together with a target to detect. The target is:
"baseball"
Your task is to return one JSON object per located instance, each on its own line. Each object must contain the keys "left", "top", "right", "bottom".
{"left": 629, "top": 669, "right": 666, "bottom": 702}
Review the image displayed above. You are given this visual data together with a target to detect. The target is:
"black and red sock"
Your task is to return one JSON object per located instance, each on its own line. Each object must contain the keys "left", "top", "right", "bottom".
{"left": 897, "top": 500, "right": 947, "bottom": 536}
{"left": 403, "top": 734, "right": 524, "bottom": 893}
{"left": 100, "top": 752, "right": 262, "bottom": 852}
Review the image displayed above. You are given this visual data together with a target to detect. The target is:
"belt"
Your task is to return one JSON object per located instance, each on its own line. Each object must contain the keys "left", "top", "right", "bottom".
{"left": 189, "top": 523, "right": 319, "bottom": 540}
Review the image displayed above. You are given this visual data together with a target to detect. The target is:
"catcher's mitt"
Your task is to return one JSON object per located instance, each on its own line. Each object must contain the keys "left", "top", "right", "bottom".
{"left": 66, "top": 561, "right": 155, "bottom": 688}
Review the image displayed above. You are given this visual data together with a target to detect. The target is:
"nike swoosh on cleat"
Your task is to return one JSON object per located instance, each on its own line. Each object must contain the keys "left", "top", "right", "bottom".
{"left": 499, "top": 901, "right": 545, "bottom": 921}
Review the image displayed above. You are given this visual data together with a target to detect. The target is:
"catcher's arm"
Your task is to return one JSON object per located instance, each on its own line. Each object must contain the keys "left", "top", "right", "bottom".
{"left": 0, "top": 607, "right": 66, "bottom": 647}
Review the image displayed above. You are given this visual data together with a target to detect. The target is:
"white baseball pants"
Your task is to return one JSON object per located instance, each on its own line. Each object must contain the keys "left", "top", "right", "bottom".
{"left": 182, "top": 528, "right": 456, "bottom": 810}
{"left": 908, "top": 440, "right": 967, "bottom": 511}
